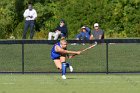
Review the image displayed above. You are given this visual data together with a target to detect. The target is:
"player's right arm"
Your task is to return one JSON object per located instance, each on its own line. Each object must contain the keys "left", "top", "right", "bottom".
{"left": 55, "top": 45, "right": 81, "bottom": 55}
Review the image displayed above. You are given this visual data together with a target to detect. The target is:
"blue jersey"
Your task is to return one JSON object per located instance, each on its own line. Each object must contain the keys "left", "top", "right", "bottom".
{"left": 51, "top": 42, "right": 62, "bottom": 60}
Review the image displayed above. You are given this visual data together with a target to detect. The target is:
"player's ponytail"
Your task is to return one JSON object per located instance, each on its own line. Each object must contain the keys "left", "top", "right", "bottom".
{"left": 60, "top": 38, "right": 67, "bottom": 44}
{"left": 60, "top": 37, "right": 65, "bottom": 41}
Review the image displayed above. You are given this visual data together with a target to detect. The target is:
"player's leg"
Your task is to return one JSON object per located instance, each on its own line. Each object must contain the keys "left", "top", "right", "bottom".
{"left": 60, "top": 56, "right": 67, "bottom": 79}
{"left": 54, "top": 59, "right": 66, "bottom": 79}
{"left": 54, "top": 59, "right": 62, "bottom": 70}
{"left": 60, "top": 56, "right": 73, "bottom": 72}
{"left": 60, "top": 56, "right": 69, "bottom": 68}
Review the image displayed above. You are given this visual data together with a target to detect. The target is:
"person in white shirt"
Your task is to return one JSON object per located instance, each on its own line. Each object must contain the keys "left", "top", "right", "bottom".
{"left": 23, "top": 4, "right": 37, "bottom": 39}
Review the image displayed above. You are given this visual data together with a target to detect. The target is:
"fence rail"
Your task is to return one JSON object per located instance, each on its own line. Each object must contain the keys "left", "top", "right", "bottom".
{"left": 0, "top": 39, "right": 140, "bottom": 44}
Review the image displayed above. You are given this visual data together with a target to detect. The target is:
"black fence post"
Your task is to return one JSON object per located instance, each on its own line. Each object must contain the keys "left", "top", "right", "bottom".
{"left": 22, "top": 43, "right": 24, "bottom": 74}
{"left": 106, "top": 43, "right": 109, "bottom": 74}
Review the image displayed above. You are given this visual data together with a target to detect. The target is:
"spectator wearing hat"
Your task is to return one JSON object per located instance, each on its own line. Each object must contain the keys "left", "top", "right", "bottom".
{"left": 76, "top": 26, "right": 91, "bottom": 40}
{"left": 71, "top": 26, "right": 91, "bottom": 45}
{"left": 48, "top": 20, "right": 68, "bottom": 40}
{"left": 90, "top": 23, "right": 104, "bottom": 40}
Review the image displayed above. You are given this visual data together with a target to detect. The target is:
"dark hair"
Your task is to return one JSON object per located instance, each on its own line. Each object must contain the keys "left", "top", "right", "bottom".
{"left": 60, "top": 19, "right": 65, "bottom": 22}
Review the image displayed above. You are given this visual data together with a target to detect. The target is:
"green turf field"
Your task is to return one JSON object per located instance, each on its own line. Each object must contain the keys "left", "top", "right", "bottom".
{"left": 0, "top": 74, "right": 140, "bottom": 93}
{"left": 0, "top": 43, "right": 139, "bottom": 72}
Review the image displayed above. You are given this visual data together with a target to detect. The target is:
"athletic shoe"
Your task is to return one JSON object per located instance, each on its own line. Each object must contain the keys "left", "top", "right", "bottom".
{"left": 69, "top": 66, "right": 73, "bottom": 72}
{"left": 82, "top": 43, "right": 85, "bottom": 45}
{"left": 62, "top": 75, "right": 66, "bottom": 79}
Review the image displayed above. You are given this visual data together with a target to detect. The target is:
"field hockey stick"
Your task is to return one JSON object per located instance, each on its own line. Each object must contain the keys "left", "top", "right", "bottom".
{"left": 70, "top": 42, "right": 97, "bottom": 58}
{"left": 81, "top": 42, "right": 97, "bottom": 52}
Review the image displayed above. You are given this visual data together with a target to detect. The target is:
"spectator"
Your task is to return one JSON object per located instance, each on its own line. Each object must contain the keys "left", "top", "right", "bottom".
{"left": 48, "top": 20, "right": 68, "bottom": 40}
{"left": 71, "top": 26, "right": 90, "bottom": 45}
{"left": 76, "top": 26, "right": 91, "bottom": 40}
{"left": 90, "top": 23, "right": 104, "bottom": 40}
{"left": 23, "top": 4, "right": 37, "bottom": 39}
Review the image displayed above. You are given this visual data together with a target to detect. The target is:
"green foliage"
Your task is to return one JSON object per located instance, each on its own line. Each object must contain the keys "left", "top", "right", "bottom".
{"left": 0, "top": 0, "right": 140, "bottom": 39}
{"left": 0, "top": 0, "right": 16, "bottom": 38}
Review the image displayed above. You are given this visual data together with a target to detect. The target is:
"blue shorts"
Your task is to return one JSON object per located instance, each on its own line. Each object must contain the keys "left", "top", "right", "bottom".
{"left": 52, "top": 56, "right": 60, "bottom": 60}
{"left": 51, "top": 54, "right": 66, "bottom": 60}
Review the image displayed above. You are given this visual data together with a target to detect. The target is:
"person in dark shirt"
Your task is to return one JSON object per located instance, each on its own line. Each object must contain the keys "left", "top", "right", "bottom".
{"left": 48, "top": 20, "right": 68, "bottom": 40}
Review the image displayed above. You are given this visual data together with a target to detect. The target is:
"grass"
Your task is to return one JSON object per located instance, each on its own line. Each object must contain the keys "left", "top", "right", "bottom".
{"left": 0, "top": 74, "right": 140, "bottom": 93}
{"left": 0, "top": 43, "right": 139, "bottom": 72}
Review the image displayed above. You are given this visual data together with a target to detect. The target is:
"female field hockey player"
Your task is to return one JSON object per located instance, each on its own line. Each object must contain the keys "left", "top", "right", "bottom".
{"left": 51, "top": 39, "right": 81, "bottom": 79}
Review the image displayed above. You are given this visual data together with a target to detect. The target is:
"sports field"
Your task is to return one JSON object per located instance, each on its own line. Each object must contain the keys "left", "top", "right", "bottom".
{"left": 0, "top": 74, "right": 140, "bottom": 93}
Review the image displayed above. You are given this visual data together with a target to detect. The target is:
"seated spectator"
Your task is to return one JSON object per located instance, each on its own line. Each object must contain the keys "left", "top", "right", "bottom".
{"left": 76, "top": 26, "right": 90, "bottom": 40}
{"left": 90, "top": 23, "right": 104, "bottom": 40}
{"left": 71, "top": 26, "right": 91, "bottom": 45}
{"left": 48, "top": 20, "right": 68, "bottom": 40}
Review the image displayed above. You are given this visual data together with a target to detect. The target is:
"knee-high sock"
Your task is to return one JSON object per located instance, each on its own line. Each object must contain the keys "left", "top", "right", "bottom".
{"left": 62, "top": 62, "right": 67, "bottom": 75}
